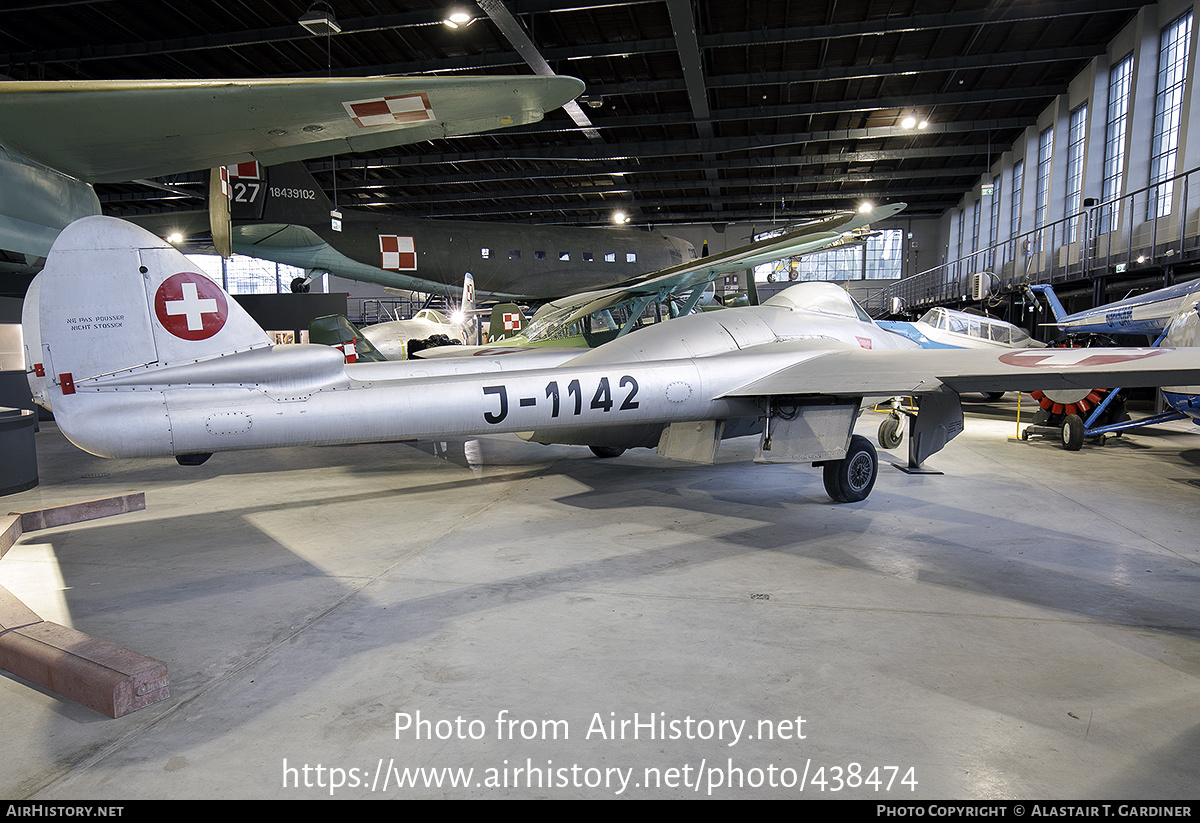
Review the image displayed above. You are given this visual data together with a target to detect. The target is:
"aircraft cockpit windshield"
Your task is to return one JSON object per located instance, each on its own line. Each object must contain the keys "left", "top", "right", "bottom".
{"left": 763, "top": 281, "right": 875, "bottom": 323}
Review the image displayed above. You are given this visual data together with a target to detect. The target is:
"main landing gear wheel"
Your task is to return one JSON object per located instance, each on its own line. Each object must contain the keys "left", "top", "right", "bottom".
{"left": 1061, "top": 414, "right": 1085, "bottom": 451}
{"left": 823, "top": 435, "right": 878, "bottom": 503}
{"left": 589, "top": 445, "right": 626, "bottom": 458}
{"left": 290, "top": 277, "right": 310, "bottom": 294}
{"left": 878, "top": 413, "right": 903, "bottom": 450}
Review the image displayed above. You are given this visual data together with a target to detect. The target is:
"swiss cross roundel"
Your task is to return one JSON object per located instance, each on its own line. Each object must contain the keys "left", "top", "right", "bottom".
{"left": 154, "top": 273, "right": 228, "bottom": 341}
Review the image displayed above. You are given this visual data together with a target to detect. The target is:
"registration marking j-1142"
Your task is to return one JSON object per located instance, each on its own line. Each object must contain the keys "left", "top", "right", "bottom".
{"left": 482, "top": 375, "right": 641, "bottom": 425}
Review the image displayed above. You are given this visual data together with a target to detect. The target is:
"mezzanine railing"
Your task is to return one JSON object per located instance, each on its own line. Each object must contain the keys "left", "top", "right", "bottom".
{"left": 863, "top": 165, "right": 1200, "bottom": 317}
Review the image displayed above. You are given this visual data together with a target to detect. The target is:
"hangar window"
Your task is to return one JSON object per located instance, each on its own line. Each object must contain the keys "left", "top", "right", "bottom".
{"left": 1035, "top": 126, "right": 1054, "bottom": 240}
{"left": 583, "top": 252, "right": 594, "bottom": 262}
{"left": 1010, "top": 159, "right": 1024, "bottom": 239}
{"left": 187, "top": 254, "right": 305, "bottom": 295}
{"left": 1101, "top": 54, "right": 1133, "bottom": 233}
{"left": 626, "top": 253, "right": 637, "bottom": 263}
{"left": 509, "top": 249, "right": 521, "bottom": 260}
{"left": 605, "top": 252, "right": 616, "bottom": 262}
{"left": 481, "top": 248, "right": 492, "bottom": 259}
{"left": 970, "top": 200, "right": 982, "bottom": 271}
{"left": 534, "top": 250, "right": 546, "bottom": 260}
{"left": 1149, "top": 10, "right": 1192, "bottom": 219}
{"left": 1065, "top": 103, "right": 1088, "bottom": 242}
{"left": 559, "top": 251, "right": 570, "bottom": 261}
{"left": 988, "top": 175, "right": 1001, "bottom": 268}
{"left": 752, "top": 229, "right": 903, "bottom": 282}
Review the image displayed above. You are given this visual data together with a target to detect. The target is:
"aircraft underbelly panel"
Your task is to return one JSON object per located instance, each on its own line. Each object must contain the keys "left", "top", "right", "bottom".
{"left": 755, "top": 402, "right": 858, "bottom": 464}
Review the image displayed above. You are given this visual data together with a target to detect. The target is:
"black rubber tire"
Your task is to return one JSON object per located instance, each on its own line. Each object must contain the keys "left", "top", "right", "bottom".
{"left": 1061, "top": 414, "right": 1084, "bottom": 451}
{"left": 589, "top": 445, "right": 626, "bottom": 458}
{"left": 878, "top": 414, "right": 903, "bottom": 449}
{"left": 822, "top": 435, "right": 878, "bottom": 503}
{"left": 290, "top": 277, "right": 310, "bottom": 294}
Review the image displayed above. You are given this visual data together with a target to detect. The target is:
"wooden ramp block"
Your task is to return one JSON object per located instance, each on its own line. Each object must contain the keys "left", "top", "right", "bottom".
{"left": 12, "top": 492, "right": 146, "bottom": 533}
{"left": 0, "top": 584, "right": 40, "bottom": 633}
{"left": 1, "top": 492, "right": 166, "bottom": 717}
{"left": 0, "top": 619, "right": 169, "bottom": 718}
{"left": 0, "top": 514, "right": 20, "bottom": 559}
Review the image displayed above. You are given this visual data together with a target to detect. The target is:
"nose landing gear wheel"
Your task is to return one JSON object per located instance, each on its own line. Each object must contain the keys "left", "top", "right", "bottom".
{"left": 878, "top": 413, "right": 903, "bottom": 449}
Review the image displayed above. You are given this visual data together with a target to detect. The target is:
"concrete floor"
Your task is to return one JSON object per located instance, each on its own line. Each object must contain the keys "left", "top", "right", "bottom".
{"left": 2, "top": 400, "right": 1200, "bottom": 800}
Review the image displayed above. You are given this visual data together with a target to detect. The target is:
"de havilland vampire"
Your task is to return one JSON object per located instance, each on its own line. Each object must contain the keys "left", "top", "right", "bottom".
{"left": 0, "top": 75, "right": 583, "bottom": 277}
{"left": 26, "top": 217, "right": 1200, "bottom": 504}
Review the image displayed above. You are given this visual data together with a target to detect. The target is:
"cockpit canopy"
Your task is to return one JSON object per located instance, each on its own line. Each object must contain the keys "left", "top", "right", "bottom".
{"left": 764, "top": 281, "right": 874, "bottom": 323}
{"left": 917, "top": 306, "right": 1032, "bottom": 346}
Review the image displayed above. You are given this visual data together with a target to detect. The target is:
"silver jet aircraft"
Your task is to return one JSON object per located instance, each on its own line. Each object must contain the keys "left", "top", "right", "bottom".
{"left": 25, "top": 216, "right": 1200, "bottom": 503}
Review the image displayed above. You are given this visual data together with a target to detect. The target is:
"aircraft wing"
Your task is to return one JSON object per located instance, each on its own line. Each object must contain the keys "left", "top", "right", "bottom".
{"left": 721, "top": 344, "right": 1200, "bottom": 398}
{"left": 0, "top": 76, "right": 584, "bottom": 182}
{"left": 522, "top": 203, "right": 905, "bottom": 340}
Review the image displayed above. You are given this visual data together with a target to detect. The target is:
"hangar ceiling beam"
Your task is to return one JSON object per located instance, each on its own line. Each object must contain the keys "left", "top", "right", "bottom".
{"left": 475, "top": 0, "right": 602, "bottom": 142}
{"left": 0, "top": 0, "right": 1142, "bottom": 74}
{"left": 665, "top": 0, "right": 719, "bottom": 205}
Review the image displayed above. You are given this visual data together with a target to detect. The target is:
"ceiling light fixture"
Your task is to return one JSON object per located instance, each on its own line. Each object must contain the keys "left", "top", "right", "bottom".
{"left": 443, "top": 9, "right": 475, "bottom": 28}
{"left": 299, "top": 2, "right": 341, "bottom": 35}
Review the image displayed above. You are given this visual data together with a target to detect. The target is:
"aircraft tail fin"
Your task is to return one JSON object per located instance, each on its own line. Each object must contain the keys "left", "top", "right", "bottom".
{"left": 228, "top": 161, "right": 334, "bottom": 226}
{"left": 29, "top": 215, "right": 272, "bottom": 403}
{"left": 308, "top": 314, "right": 388, "bottom": 363}
{"left": 457, "top": 272, "right": 476, "bottom": 344}
{"left": 488, "top": 302, "right": 525, "bottom": 342}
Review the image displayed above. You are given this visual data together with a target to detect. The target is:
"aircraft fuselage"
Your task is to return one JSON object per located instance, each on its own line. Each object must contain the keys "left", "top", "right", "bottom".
{"left": 230, "top": 162, "right": 696, "bottom": 300}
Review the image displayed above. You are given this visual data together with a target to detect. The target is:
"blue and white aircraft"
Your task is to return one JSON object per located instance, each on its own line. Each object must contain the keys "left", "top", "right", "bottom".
{"left": 1024, "top": 282, "right": 1200, "bottom": 434}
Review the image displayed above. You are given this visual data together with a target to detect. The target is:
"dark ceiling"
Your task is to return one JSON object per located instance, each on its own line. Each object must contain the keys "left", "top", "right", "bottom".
{"left": 0, "top": 0, "right": 1156, "bottom": 229}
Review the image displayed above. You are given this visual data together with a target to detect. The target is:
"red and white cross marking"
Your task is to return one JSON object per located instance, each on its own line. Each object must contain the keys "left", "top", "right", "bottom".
{"left": 154, "top": 273, "right": 228, "bottom": 341}
{"left": 998, "top": 348, "right": 1165, "bottom": 368}
{"left": 228, "top": 161, "right": 262, "bottom": 179}
{"left": 335, "top": 341, "right": 358, "bottom": 364}
{"left": 343, "top": 93, "right": 435, "bottom": 129}
{"left": 380, "top": 235, "right": 417, "bottom": 271}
